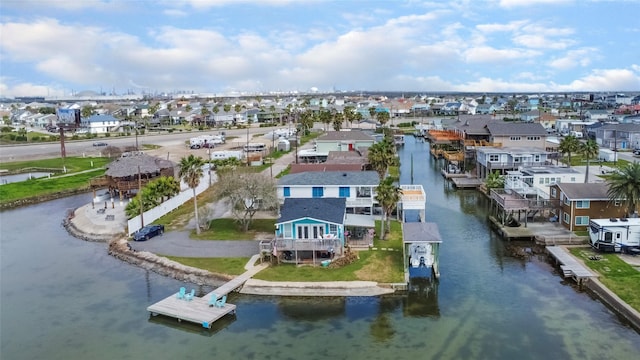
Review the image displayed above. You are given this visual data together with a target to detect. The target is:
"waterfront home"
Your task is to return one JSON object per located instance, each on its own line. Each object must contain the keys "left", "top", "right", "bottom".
{"left": 315, "top": 130, "right": 376, "bottom": 153}
{"left": 486, "top": 122, "right": 548, "bottom": 149}
{"left": 277, "top": 171, "right": 379, "bottom": 214}
{"left": 272, "top": 197, "right": 346, "bottom": 264}
{"left": 505, "top": 166, "right": 584, "bottom": 199}
{"left": 549, "top": 182, "right": 626, "bottom": 232}
{"left": 475, "top": 146, "right": 553, "bottom": 179}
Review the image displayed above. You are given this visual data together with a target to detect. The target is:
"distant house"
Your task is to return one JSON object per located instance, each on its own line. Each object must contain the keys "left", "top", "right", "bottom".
{"left": 584, "top": 109, "right": 610, "bottom": 122}
{"left": 277, "top": 170, "right": 379, "bottom": 213}
{"left": 82, "top": 114, "right": 121, "bottom": 134}
{"left": 593, "top": 123, "right": 640, "bottom": 150}
{"left": 550, "top": 183, "right": 625, "bottom": 231}
{"left": 315, "top": 130, "right": 376, "bottom": 153}
{"left": 520, "top": 110, "right": 540, "bottom": 122}
{"left": 476, "top": 104, "right": 496, "bottom": 115}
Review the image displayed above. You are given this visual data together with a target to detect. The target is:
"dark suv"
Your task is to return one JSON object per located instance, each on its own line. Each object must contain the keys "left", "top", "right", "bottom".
{"left": 633, "top": 149, "right": 640, "bottom": 156}
{"left": 132, "top": 224, "right": 165, "bottom": 241}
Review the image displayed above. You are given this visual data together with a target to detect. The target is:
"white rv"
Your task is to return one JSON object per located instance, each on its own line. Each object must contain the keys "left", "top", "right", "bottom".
{"left": 210, "top": 150, "right": 243, "bottom": 161}
{"left": 190, "top": 135, "right": 225, "bottom": 149}
{"left": 588, "top": 218, "right": 640, "bottom": 253}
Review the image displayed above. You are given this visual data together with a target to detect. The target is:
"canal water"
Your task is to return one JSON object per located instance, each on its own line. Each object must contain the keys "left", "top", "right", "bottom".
{"left": 1, "top": 135, "right": 639, "bottom": 360}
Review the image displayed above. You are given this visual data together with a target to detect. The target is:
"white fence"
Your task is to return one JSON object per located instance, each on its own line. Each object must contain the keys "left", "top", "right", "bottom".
{"left": 127, "top": 169, "right": 213, "bottom": 235}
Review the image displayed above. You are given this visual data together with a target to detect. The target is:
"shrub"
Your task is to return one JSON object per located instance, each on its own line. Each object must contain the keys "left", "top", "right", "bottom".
{"left": 104, "top": 133, "right": 111, "bottom": 137}
{"left": 31, "top": 136, "right": 41, "bottom": 141}
{"left": 1, "top": 127, "right": 12, "bottom": 133}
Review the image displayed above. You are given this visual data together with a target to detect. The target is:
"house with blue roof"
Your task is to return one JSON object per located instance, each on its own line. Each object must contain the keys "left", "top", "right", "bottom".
{"left": 271, "top": 197, "right": 347, "bottom": 264}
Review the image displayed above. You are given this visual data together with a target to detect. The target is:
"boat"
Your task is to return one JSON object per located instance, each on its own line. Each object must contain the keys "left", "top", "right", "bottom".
{"left": 409, "top": 243, "right": 433, "bottom": 269}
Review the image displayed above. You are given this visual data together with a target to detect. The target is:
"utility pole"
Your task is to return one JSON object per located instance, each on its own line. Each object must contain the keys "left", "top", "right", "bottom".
{"left": 138, "top": 165, "right": 144, "bottom": 228}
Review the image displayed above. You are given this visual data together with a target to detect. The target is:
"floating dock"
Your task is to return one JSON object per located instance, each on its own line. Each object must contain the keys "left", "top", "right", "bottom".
{"left": 450, "top": 177, "right": 483, "bottom": 189}
{"left": 147, "top": 293, "right": 236, "bottom": 329}
{"left": 147, "top": 262, "right": 268, "bottom": 328}
{"left": 546, "top": 246, "right": 595, "bottom": 286}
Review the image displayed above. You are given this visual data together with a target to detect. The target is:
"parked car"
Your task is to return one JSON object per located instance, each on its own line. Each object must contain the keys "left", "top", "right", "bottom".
{"left": 132, "top": 224, "right": 165, "bottom": 241}
{"left": 633, "top": 149, "right": 640, "bottom": 156}
{"left": 93, "top": 142, "right": 108, "bottom": 147}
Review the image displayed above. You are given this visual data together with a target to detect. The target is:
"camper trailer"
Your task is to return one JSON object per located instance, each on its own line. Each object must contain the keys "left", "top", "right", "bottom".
{"left": 588, "top": 218, "right": 640, "bottom": 253}
{"left": 210, "top": 150, "right": 243, "bottom": 161}
{"left": 190, "top": 135, "right": 225, "bottom": 149}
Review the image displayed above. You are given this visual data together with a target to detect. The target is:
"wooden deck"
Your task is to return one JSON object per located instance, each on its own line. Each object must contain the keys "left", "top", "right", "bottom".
{"left": 147, "top": 263, "right": 268, "bottom": 329}
{"left": 450, "top": 177, "right": 483, "bottom": 189}
{"left": 546, "top": 246, "right": 595, "bottom": 285}
{"left": 147, "top": 293, "right": 237, "bottom": 329}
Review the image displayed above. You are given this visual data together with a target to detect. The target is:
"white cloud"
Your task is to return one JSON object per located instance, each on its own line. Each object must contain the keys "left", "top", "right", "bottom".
{"left": 558, "top": 68, "right": 640, "bottom": 91}
{"left": 498, "top": 0, "right": 574, "bottom": 8}
{"left": 464, "top": 46, "right": 540, "bottom": 63}
{"left": 476, "top": 20, "right": 529, "bottom": 33}
{"left": 548, "top": 48, "right": 598, "bottom": 70}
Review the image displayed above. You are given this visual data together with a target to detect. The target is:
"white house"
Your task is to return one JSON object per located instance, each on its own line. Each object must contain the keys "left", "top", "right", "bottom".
{"left": 277, "top": 171, "right": 380, "bottom": 213}
{"left": 476, "top": 146, "right": 553, "bottom": 179}
{"left": 81, "top": 114, "right": 121, "bottom": 134}
{"left": 504, "top": 166, "right": 585, "bottom": 199}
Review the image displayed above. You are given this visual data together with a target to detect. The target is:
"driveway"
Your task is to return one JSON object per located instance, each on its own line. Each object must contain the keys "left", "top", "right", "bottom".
{"left": 129, "top": 230, "right": 260, "bottom": 258}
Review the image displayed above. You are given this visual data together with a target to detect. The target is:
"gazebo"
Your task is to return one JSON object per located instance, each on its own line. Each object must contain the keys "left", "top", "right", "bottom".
{"left": 91, "top": 152, "right": 176, "bottom": 200}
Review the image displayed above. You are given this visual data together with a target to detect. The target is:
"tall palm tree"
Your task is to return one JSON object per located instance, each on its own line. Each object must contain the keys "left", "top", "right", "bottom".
{"left": 558, "top": 135, "right": 580, "bottom": 167}
{"left": 332, "top": 112, "right": 344, "bottom": 131}
{"left": 376, "top": 111, "right": 390, "bottom": 127}
{"left": 375, "top": 177, "right": 401, "bottom": 240}
{"left": 368, "top": 138, "right": 396, "bottom": 180}
{"left": 607, "top": 162, "right": 640, "bottom": 217}
{"left": 179, "top": 155, "right": 205, "bottom": 234}
{"left": 580, "top": 139, "right": 599, "bottom": 183}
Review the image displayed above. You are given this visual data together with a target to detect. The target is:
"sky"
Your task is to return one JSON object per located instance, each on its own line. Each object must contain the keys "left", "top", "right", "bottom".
{"left": 1, "top": 0, "right": 639, "bottom": 98}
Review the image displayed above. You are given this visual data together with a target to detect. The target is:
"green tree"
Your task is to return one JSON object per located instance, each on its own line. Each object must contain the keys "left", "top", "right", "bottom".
{"left": 185, "top": 104, "right": 192, "bottom": 112}
{"left": 234, "top": 104, "right": 242, "bottom": 113}
{"left": 200, "top": 107, "right": 210, "bottom": 127}
{"left": 150, "top": 176, "right": 181, "bottom": 202}
{"left": 179, "top": 155, "right": 205, "bottom": 234}
{"left": 224, "top": 104, "right": 232, "bottom": 113}
{"left": 376, "top": 111, "right": 390, "bottom": 127}
{"left": 332, "top": 112, "right": 344, "bottom": 131}
{"left": 558, "top": 135, "right": 580, "bottom": 167}
{"left": 368, "top": 137, "right": 396, "bottom": 180}
{"left": 607, "top": 162, "right": 640, "bottom": 216}
{"left": 580, "top": 139, "right": 599, "bottom": 183}
{"left": 343, "top": 106, "right": 355, "bottom": 128}
{"left": 299, "top": 110, "right": 314, "bottom": 135}
{"left": 319, "top": 109, "right": 332, "bottom": 131}
{"left": 375, "top": 177, "right": 401, "bottom": 240}
{"left": 81, "top": 105, "right": 94, "bottom": 118}
{"left": 368, "top": 107, "right": 376, "bottom": 119}
{"left": 485, "top": 170, "right": 504, "bottom": 189}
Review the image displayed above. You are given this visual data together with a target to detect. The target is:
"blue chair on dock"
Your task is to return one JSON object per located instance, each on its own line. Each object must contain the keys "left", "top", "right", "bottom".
{"left": 215, "top": 295, "right": 227, "bottom": 308}
{"left": 176, "top": 287, "right": 186, "bottom": 299}
{"left": 208, "top": 293, "right": 218, "bottom": 307}
{"left": 185, "top": 289, "right": 195, "bottom": 301}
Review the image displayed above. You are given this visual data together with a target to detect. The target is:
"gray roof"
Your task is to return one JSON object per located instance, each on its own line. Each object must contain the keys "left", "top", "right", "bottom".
{"left": 278, "top": 171, "right": 379, "bottom": 186}
{"left": 555, "top": 183, "right": 610, "bottom": 200}
{"left": 486, "top": 122, "right": 547, "bottom": 136}
{"left": 599, "top": 123, "right": 640, "bottom": 132}
{"left": 277, "top": 198, "right": 346, "bottom": 224}
{"left": 402, "top": 222, "right": 442, "bottom": 243}
{"left": 105, "top": 153, "right": 175, "bottom": 177}
{"left": 318, "top": 130, "right": 375, "bottom": 141}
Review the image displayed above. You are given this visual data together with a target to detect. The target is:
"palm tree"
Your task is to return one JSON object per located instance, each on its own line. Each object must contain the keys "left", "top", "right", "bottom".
{"left": 376, "top": 111, "right": 390, "bottom": 127}
{"left": 558, "top": 135, "right": 580, "bottom": 167}
{"left": 580, "top": 139, "right": 599, "bottom": 183}
{"left": 179, "top": 155, "right": 205, "bottom": 234}
{"left": 368, "top": 107, "right": 376, "bottom": 120}
{"left": 153, "top": 176, "right": 181, "bottom": 202}
{"left": 368, "top": 138, "right": 396, "bottom": 180}
{"left": 332, "top": 112, "right": 343, "bottom": 131}
{"left": 375, "top": 177, "right": 401, "bottom": 240}
{"left": 607, "top": 162, "right": 640, "bottom": 217}
{"left": 485, "top": 170, "right": 505, "bottom": 189}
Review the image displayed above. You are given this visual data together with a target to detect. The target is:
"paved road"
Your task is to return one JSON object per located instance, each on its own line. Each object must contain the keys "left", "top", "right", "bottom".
{"left": 129, "top": 230, "right": 261, "bottom": 258}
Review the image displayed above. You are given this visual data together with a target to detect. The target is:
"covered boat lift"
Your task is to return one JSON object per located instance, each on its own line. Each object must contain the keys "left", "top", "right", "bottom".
{"left": 402, "top": 222, "right": 442, "bottom": 283}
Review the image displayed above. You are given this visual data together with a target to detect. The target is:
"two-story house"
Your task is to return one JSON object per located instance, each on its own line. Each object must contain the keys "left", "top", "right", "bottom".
{"left": 550, "top": 183, "right": 625, "bottom": 231}
{"left": 476, "top": 147, "right": 553, "bottom": 179}
{"left": 277, "top": 170, "right": 379, "bottom": 214}
{"left": 82, "top": 114, "right": 121, "bottom": 134}
{"left": 486, "top": 122, "right": 548, "bottom": 149}
{"left": 593, "top": 123, "right": 640, "bottom": 151}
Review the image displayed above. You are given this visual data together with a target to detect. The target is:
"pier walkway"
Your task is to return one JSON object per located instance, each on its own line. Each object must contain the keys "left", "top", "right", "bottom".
{"left": 546, "top": 246, "right": 596, "bottom": 285}
{"left": 147, "top": 257, "right": 268, "bottom": 328}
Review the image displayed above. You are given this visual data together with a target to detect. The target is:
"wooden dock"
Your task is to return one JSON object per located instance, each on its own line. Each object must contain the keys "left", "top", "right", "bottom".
{"left": 450, "top": 177, "right": 483, "bottom": 189}
{"left": 147, "top": 263, "right": 268, "bottom": 329}
{"left": 546, "top": 246, "right": 595, "bottom": 285}
{"left": 147, "top": 293, "right": 237, "bottom": 329}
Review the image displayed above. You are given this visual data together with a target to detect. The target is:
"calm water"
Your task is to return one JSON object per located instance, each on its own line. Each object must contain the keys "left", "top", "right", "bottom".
{"left": 1, "top": 136, "right": 639, "bottom": 360}
{"left": 0, "top": 171, "right": 51, "bottom": 185}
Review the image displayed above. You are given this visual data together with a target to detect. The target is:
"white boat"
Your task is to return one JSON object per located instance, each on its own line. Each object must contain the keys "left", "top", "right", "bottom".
{"left": 409, "top": 243, "right": 433, "bottom": 269}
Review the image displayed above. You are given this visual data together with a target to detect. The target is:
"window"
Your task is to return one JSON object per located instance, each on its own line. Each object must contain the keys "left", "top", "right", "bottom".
{"left": 563, "top": 212, "right": 570, "bottom": 224}
{"left": 544, "top": 177, "right": 550, "bottom": 184}
{"left": 534, "top": 154, "right": 541, "bottom": 162}
{"left": 283, "top": 224, "right": 292, "bottom": 238}
{"left": 570, "top": 177, "right": 576, "bottom": 182}
{"left": 312, "top": 187, "right": 324, "bottom": 198}
{"left": 357, "top": 187, "right": 371, "bottom": 197}
{"left": 339, "top": 187, "right": 350, "bottom": 198}
{"left": 510, "top": 136, "right": 521, "bottom": 141}
{"left": 575, "top": 200, "right": 590, "bottom": 209}
{"left": 489, "top": 154, "right": 499, "bottom": 162}
{"left": 329, "top": 224, "right": 338, "bottom": 234}
{"left": 283, "top": 187, "right": 290, "bottom": 197}
{"left": 564, "top": 196, "right": 570, "bottom": 206}
{"left": 614, "top": 200, "right": 621, "bottom": 206}
{"left": 575, "top": 216, "right": 589, "bottom": 225}
{"left": 526, "top": 136, "right": 541, "bottom": 141}
{"left": 514, "top": 157, "right": 521, "bottom": 163}
{"left": 550, "top": 188, "right": 556, "bottom": 197}
{"left": 539, "top": 178, "right": 544, "bottom": 184}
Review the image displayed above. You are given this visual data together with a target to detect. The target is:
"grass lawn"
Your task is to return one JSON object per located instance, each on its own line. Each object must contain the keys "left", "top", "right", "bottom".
{"left": 191, "top": 218, "right": 276, "bottom": 240}
{"left": 0, "top": 156, "right": 111, "bottom": 172}
{"left": 569, "top": 247, "right": 640, "bottom": 312}
{"left": 373, "top": 220, "right": 403, "bottom": 249}
{"left": 162, "top": 256, "right": 250, "bottom": 276}
{"left": 154, "top": 186, "right": 217, "bottom": 231}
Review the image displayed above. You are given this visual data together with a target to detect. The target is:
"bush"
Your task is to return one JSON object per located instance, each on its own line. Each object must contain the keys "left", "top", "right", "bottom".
{"left": 168, "top": 129, "right": 175, "bottom": 133}
{"left": 104, "top": 133, "right": 111, "bottom": 137}
{"left": 1, "top": 127, "right": 12, "bottom": 133}
{"left": 71, "top": 135, "right": 79, "bottom": 140}
{"left": 31, "top": 136, "right": 41, "bottom": 141}
{"left": 397, "top": 121, "right": 417, "bottom": 128}
{"left": 139, "top": 129, "right": 145, "bottom": 135}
